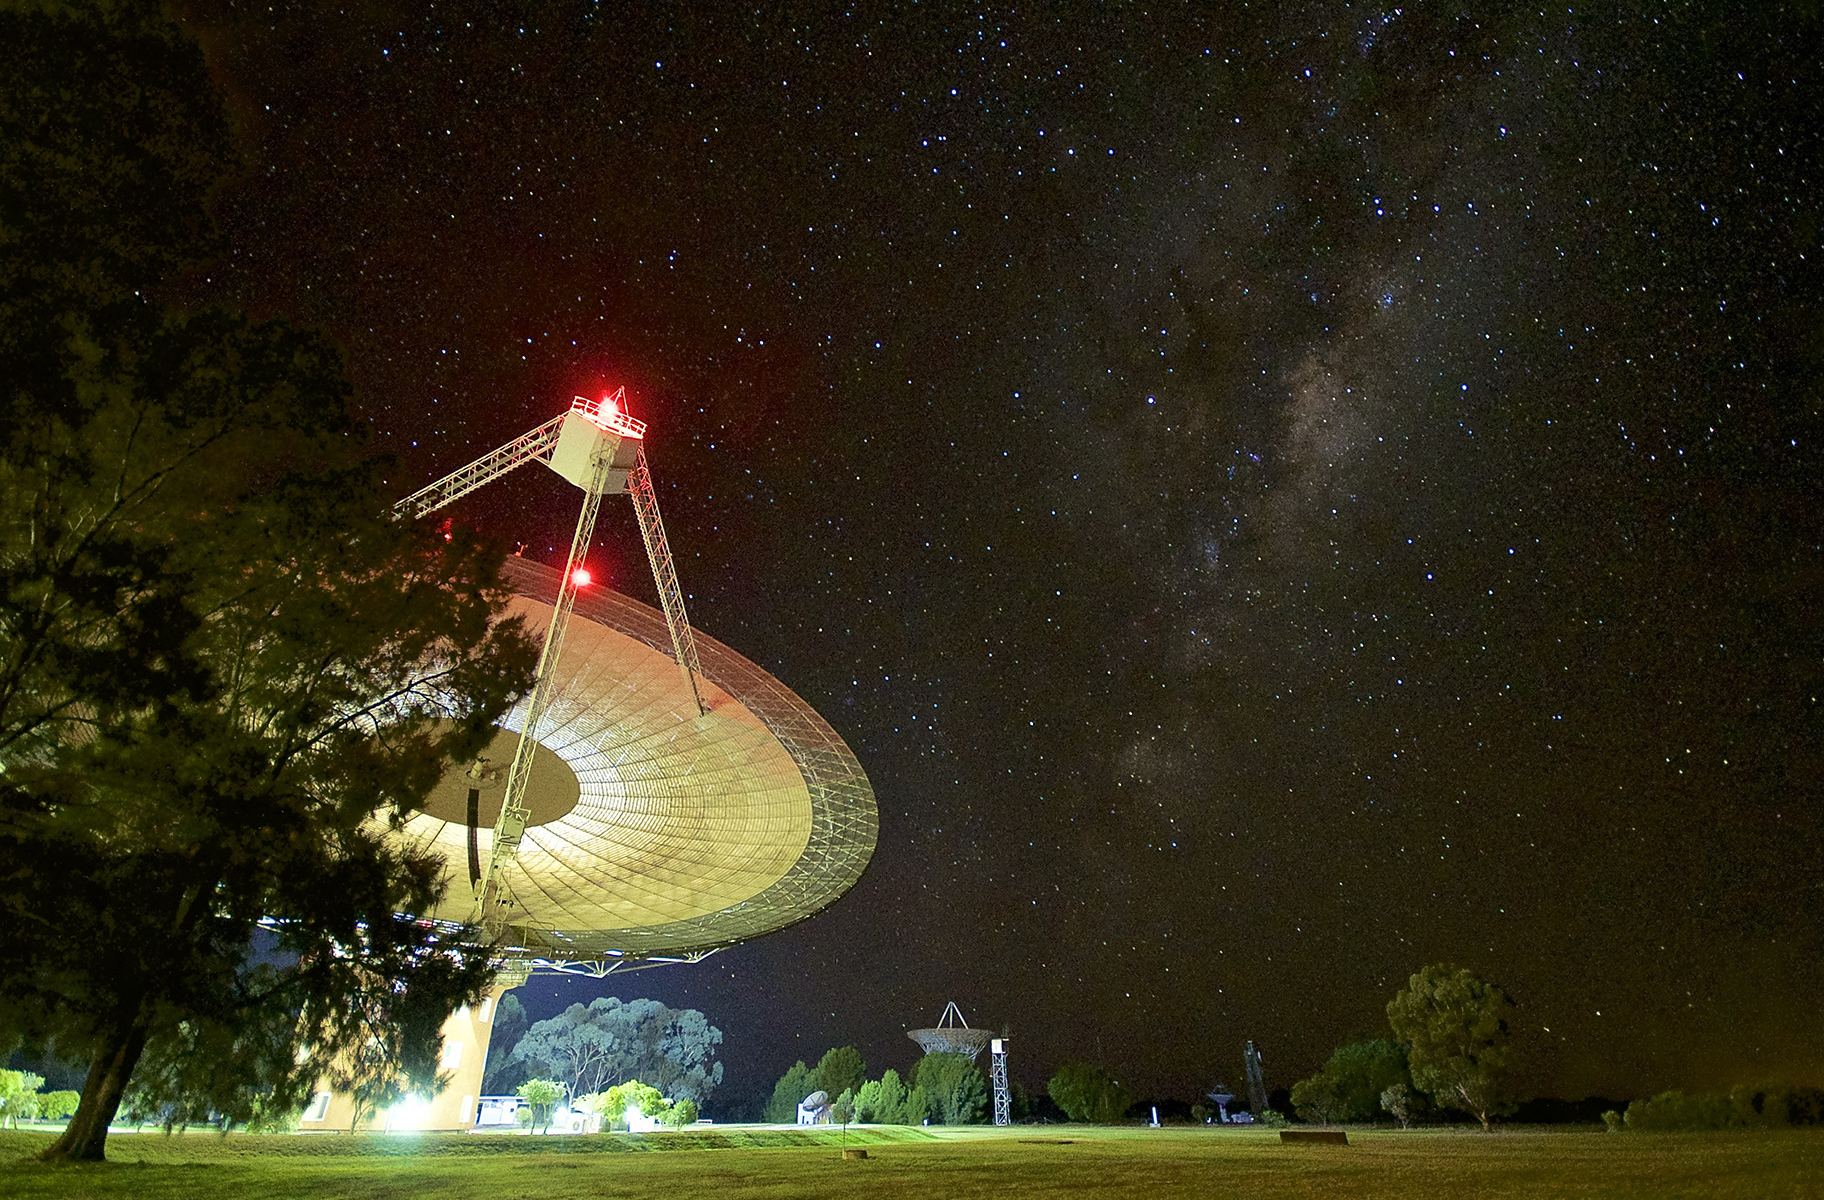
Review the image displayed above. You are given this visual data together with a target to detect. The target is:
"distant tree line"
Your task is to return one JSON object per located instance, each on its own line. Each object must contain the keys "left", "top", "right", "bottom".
{"left": 0, "top": 1070, "right": 79, "bottom": 1128}
{"left": 1608, "top": 1086, "right": 1824, "bottom": 1132}
{"left": 764, "top": 1045, "right": 989, "bottom": 1126}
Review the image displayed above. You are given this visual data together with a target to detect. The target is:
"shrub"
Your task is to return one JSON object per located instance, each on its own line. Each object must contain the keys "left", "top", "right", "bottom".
{"left": 1380, "top": 1084, "right": 1416, "bottom": 1129}
{"left": 1625, "top": 1090, "right": 1744, "bottom": 1131}
{"left": 1602, "top": 1109, "right": 1623, "bottom": 1133}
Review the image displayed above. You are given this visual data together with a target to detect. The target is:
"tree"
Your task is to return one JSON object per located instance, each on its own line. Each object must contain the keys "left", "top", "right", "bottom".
{"left": 1291, "top": 1039, "right": 1410, "bottom": 1123}
{"left": 1380, "top": 1083, "right": 1416, "bottom": 1128}
{"left": 660, "top": 1097, "right": 699, "bottom": 1127}
{"left": 856, "top": 1067, "right": 909, "bottom": 1124}
{"left": 1047, "top": 1061, "right": 1133, "bottom": 1123}
{"left": 516, "top": 1079, "right": 564, "bottom": 1133}
{"left": 602, "top": 1079, "right": 666, "bottom": 1128}
{"left": 915, "top": 1052, "right": 988, "bottom": 1124}
{"left": 1386, "top": 964, "right": 1517, "bottom": 1131}
{"left": 765, "top": 1061, "right": 814, "bottom": 1123}
{"left": 37, "top": 1089, "right": 80, "bottom": 1122}
{"left": 1290, "top": 1072, "right": 1344, "bottom": 1124}
{"left": 0, "top": 4, "right": 538, "bottom": 1162}
{"left": 481, "top": 993, "right": 530, "bottom": 1095}
{"left": 831, "top": 1088, "right": 855, "bottom": 1130}
{"left": 813, "top": 1045, "right": 867, "bottom": 1099}
{"left": 0, "top": 1070, "right": 45, "bottom": 1128}
{"left": 507, "top": 997, "right": 724, "bottom": 1103}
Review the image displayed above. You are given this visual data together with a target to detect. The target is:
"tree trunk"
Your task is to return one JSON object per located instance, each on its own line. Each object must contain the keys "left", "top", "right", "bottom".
{"left": 39, "top": 1014, "right": 151, "bottom": 1162}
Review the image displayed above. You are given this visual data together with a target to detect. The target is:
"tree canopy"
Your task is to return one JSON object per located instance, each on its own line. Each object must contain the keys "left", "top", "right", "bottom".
{"left": 764, "top": 1061, "right": 814, "bottom": 1122}
{"left": 812, "top": 1045, "right": 867, "bottom": 1099}
{"left": 1290, "top": 1038, "right": 1410, "bottom": 1123}
{"left": 1386, "top": 963, "right": 1517, "bottom": 1131}
{"left": 1047, "top": 1061, "right": 1133, "bottom": 1123}
{"left": 506, "top": 997, "right": 723, "bottom": 1103}
{"left": 0, "top": 1, "right": 536, "bottom": 1161}
{"left": 515, "top": 1079, "right": 563, "bottom": 1132}
{"left": 481, "top": 993, "right": 530, "bottom": 1094}
{"left": 914, "top": 1052, "right": 988, "bottom": 1125}
{"left": 855, "top": 1068, "right": 910, "bottom": 1124}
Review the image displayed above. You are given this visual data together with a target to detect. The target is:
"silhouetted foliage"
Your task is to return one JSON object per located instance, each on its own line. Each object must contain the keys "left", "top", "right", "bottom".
{"left": 0, "top": 1, "right": 536, "bottom": 1162}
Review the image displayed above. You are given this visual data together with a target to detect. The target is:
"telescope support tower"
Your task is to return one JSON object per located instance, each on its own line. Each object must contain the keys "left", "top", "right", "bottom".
{"left": 393, "top": 390, "right": 707, "bottom": 942}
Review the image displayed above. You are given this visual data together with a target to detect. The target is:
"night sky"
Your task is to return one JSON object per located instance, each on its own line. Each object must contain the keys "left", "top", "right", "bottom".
{"left": 179, "top": 4, "right": 1821, "bottom": 1107}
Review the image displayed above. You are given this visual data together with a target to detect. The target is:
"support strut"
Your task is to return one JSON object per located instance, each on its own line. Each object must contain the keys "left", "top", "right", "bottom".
{"left": 629, "top": 445, "right": 707, "bottom": 717}
{"left": 475, "top": 447, "right": 613, "bottom": 940}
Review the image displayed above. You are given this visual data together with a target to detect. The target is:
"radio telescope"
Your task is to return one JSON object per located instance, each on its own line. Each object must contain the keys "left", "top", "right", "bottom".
{"left": 907, "top": 1001, "right": 994, "bottom": 1061}
{"left": 301, "top": 390, "right": 875, "bottom": 1133}
{"left": 395, "top": 556, "right": 876, "bottom": 968}
{"left": 393, "top": 392, "right": 877, "bottom": 971}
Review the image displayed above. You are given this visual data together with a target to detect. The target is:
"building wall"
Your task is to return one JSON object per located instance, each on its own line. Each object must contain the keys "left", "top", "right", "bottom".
{"left": 296, "top": 983, "right": 508, "bottom": 1133}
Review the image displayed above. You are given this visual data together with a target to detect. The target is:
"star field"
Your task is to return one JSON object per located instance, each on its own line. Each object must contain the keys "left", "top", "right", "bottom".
{"left": 182, "top": 3, "right": 1822, "bottom": 1106}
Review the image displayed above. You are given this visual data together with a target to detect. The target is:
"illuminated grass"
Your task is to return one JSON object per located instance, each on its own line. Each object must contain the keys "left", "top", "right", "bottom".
{"left": 3, "top": 1125, "right": 1820, "bottom": 1199}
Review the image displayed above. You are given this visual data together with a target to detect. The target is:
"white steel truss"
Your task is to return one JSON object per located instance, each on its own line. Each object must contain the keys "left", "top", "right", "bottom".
{"left": 991, "top": 1039, "right": 1011, "bottom": 1126}
{"left": 629, "top": 445, "right": 706, "bottom": 717}
{"left": 396, "top": 395, "right": 708, "bottom": 951}
{"left": 393, "top": 415, "right": 564, "bottom": 520}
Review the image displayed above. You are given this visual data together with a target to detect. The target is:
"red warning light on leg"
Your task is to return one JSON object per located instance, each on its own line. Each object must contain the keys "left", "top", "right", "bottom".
{"left": 570, "top": 566, "right": 593, "bottom": 588}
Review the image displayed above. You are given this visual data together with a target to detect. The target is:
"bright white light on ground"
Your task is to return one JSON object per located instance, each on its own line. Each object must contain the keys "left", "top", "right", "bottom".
{"left": 385, "top": 1095, "right": 433, "bottom": 1131}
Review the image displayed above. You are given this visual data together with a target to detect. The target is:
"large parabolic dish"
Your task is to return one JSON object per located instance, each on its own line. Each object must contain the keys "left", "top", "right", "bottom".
{"left": 395, "top": 557, "right": 877, "bottom": 963}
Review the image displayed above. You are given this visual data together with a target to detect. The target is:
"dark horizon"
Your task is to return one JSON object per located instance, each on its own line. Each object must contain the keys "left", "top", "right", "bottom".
{"left": 156, "top": 2, "right": 1824, "bottom": 1106}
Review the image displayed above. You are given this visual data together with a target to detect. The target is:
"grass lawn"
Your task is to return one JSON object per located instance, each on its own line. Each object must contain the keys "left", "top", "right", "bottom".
{"left": 3, "top": 1123, "right": 1820, "bottom": 1199}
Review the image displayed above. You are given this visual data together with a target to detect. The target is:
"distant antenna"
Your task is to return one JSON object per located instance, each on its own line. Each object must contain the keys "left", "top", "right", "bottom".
{"left": 1243, "top": 1041, "right": 1268, "bottom": 1115}
{"left": 907, "top": 1000, "right": 994, "bottom": 1061}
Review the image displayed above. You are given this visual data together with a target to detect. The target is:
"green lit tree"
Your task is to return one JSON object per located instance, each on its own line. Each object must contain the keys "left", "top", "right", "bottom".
{"left": 516, "top": 1079, "right": 564, "bottom": 1133}
{"left": 765, "top": 1061, "right": 814, "bottom": 1122}
{"left": 0, "top": 1070, "right": 45, "bottom": 1128}
{"left": 915, "top": 1052, "right": 988, "bottom": 1124}
{"left": 1290, "top": 1072, "right": 1344, "bottom": 1124}
{"left": 602, "top": 1079, "right": 666, "bottom": 1127}
{"left": 37, "top": 1090, "right": 81, "bottom": 1122}
{"left": 1047, "top": 1061, "right": 1132, "bottom": 1123}
{"left": 855, "top": 1067, "right": 911, "bottom": 1124}
{"left": 813, "top": 1045, "right": 867, "bottom": 1099}
{"left": 1291, "top": 1039, "right": 1410, "bottom": 1123}
{"left": 1386, "top": 964, "right": 1518, "bottom": 1131}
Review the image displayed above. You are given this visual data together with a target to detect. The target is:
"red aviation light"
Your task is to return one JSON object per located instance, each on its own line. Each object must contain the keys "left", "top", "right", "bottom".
{"left": 570, "top": 566, "right": 594, "bottom": 588}
{"left": 571, "top": 388, "right": 647, "bottom": 439}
